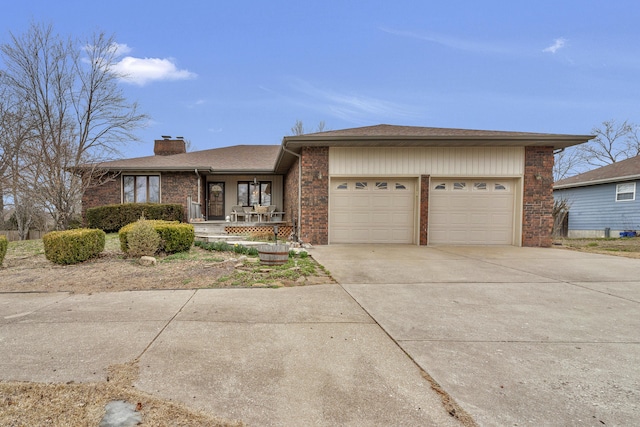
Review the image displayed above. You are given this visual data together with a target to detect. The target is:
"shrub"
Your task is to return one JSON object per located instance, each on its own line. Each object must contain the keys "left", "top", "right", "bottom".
{"left": 86, "top": 203, "right": 184, "bottom": 232}
{"left": 125, "top": 219, "right": 161, "bottom": 258}
{"left": 119, "top": 220, "right": 194, "bottom": 255}
{"left": 43, "top": 228, "right": 106, "bottom": 265}
{"left": 0, "top": 235, "right": 7, "bottom": 266}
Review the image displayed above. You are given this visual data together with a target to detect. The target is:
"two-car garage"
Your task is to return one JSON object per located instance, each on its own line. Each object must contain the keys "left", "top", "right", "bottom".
{"left": 329, "top": 177, "right": 517, "bottom": 245}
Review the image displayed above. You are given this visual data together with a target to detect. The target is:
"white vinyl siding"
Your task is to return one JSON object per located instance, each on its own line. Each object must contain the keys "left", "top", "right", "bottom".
{"left": 329, "top": 147, "right": 524, "bottom": 177}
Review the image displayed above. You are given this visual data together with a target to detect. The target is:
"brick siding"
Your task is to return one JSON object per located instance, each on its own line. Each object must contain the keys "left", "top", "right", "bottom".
{"left": 299, "top": 147, "right": 329, "bottom": 245}
{"left": 82, "top": 172, "right": 198, "bottom": 223}
{"left": 283, "top": 156, "right": 300, "bottom": 235}
{"left": 522, "top": 146, "right": 554, "bottom": 247}
{"left": 420, "top": 175, "right": 430, "bottom": 245}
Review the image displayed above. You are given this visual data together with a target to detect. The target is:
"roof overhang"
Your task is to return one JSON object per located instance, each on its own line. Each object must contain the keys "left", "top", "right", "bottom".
{"left": 554, "top": 174, "right": 640, "bottom": 190}
{"left": 275, "top": 133, "right": 594, "bottom": 174}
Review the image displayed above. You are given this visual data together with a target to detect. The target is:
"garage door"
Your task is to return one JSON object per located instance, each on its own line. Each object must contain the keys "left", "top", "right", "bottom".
{"left": 330, "top": 179, "right": 415, "bottom": 243}
{"left": 429, "top": 179, "right": 515, "bottom": 245}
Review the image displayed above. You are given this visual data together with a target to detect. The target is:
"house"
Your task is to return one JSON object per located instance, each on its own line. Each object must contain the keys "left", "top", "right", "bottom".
{"left": 554, "top": 155, "right": 640, "bottom": 238}
{"left": 82, "top": 124, "right": 591, "bottom": 246}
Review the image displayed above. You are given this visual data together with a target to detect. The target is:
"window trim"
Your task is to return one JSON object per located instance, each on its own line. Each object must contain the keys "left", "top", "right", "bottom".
{"left": 122, "top": 174, "right": 161, "bottom": 203}
{"left": 237, "top": 181, "right": 272, "bottom": 206}
{"left": 616, "top": 182, "right": 636, "bottom": 202}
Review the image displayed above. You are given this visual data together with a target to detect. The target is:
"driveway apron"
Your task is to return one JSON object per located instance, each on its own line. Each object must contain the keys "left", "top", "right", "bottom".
{"left": 310, "top": 244, "right": 640, "bottom": 427}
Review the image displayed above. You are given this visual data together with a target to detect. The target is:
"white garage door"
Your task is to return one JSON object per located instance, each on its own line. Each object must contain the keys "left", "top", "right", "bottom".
{"left": 429, "top": 179, "right": 515, "bottom": 245}
{"left": 330, "top": 179, "right": 415, "bottom": 243}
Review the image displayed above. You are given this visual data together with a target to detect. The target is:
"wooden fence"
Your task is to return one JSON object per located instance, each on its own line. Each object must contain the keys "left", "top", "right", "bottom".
{"left": 0, "top": 230, "right": 45, "bottom": 242}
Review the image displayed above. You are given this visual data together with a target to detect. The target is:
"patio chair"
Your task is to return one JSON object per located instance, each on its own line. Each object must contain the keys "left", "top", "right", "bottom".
{"left": 267, "top": 205, "right": 277, "bottom": 221}
{"left": 242, "top": 206, "right": 253, "bottom": 222}
{"left": 231, "top": 205, "right": 246, "bottom": 222}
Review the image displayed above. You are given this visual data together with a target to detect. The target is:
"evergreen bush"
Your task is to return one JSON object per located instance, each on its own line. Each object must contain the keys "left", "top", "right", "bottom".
{"left": 125, "top": 219, "right": 161, "bottom": 258}
{"left": 119, "top": 220, "right": 194, "bottom": 255}
{"left": 86, "top": 203, "right": 183, "bottom": 232}
{"left": 43, "top": 229, "right": 106, "bottom": 265}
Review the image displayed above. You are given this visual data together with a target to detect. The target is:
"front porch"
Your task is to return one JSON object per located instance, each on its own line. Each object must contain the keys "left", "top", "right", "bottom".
{"left": 190, "top": 220, "right": 294, "bottom": 243}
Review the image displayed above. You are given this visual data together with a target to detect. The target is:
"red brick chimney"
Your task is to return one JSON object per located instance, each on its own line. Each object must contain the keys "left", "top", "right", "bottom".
{"left": 154, "top": 136, "right": 186, "bottom": 156}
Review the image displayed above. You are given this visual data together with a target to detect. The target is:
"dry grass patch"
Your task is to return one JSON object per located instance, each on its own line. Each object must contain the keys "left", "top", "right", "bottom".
{"left": 0, "top": 362, "right": 242, "bottom": 426}
{"left": 554, "top": 237, "right": 640, "bottom": 258}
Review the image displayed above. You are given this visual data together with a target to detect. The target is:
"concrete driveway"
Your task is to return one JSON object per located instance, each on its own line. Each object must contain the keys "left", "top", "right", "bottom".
{"left": 310, "top": 244, "right": 640, "bottom": 426}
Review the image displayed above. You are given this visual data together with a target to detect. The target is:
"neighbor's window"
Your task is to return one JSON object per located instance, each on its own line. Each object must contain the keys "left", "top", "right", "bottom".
{"left": 616, "top": 182, "right": 636, "bottom": 201}
{"left": 237, "top": 181, "right": 272, "bottom": 206}
{"left": 123, "top": 175, "right": 160, "bottom": 203}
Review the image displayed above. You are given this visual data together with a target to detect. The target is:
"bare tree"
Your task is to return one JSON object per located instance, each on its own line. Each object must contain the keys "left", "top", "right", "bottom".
{"left": 289, "top": 120, "right": 327, "bottom": 136}
{"left": 553, "top": 146, "right": 583, "bottom": 182}
{"left": 580, "top": 119, "right": 640, "bottom": 168}
{"left": 0, "top": 23, "right": 148, "bottom": 230}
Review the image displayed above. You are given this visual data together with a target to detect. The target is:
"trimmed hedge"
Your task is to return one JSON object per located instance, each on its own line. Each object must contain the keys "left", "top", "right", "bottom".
{"left": 119, "top": 220, "right": 195, "bottom": 255}
{"left": 86, "top": 203, "right": 184, "bottom": 232}
{"left": 43, "top": 228, "right": 106, "bottom": 265}
{"left": 0, "top": 235, "right": 7, "bottom": 266}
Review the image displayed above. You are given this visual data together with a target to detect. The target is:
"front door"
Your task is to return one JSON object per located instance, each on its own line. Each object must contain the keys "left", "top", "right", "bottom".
{"left": 208, "top": 182, "right": 225, "bottom": 220}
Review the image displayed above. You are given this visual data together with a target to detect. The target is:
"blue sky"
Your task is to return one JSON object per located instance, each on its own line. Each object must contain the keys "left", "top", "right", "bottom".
{"left": 1, "top": 0, "right": 639, "bottom": 158}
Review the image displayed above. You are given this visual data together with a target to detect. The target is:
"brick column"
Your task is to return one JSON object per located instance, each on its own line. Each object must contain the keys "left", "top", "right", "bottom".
{"left": 522, "top": 146, "right": 554, "bottom": 247}
{"left": 420, "top": 175, "right": 430, "bottom": 245}
{"left": 299, "top": 147, "right": 329, "bottom": 245}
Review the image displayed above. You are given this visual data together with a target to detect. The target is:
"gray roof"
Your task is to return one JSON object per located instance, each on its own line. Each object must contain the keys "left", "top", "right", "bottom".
{"left": 95, "top": 145, "right": 280, "bottom": 173}
{"left": 554, "top": 155, "right": 640, "bottom": 189}
{"left": 89, "top": 125, "right": 593, "bottom": 175}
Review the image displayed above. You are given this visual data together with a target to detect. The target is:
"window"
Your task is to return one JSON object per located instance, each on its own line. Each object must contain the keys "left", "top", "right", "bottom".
{"left": 395, "top": 183, "right": 407, "bottom": 190}
{"left": 453, "top": 182, "right": 467, "bottom": 191}
{"left": 473, "top": 182, "right": 487, "bottom": 191}
{"left": 355, "top": 181, "right": 368, "bottom": 190}
{"left": 336, "top": 182, "right": 348, "bottom": 190}
{"left": 494, "top": 183, "right": 507, "bottom": 191}
{"left": 237, "top": 181, "right": 272, "bottom": 206}
{"left": 616, "top": 182, "right": 636, "bottom": 201}
{"left": 123, "top": 175, "right": 160, "bottom": 203}
{"left": 434, "top": 183, "right": 446, "bottom": 190}
{"left": 375, "top": 182, "right": 388, "bottom": 190}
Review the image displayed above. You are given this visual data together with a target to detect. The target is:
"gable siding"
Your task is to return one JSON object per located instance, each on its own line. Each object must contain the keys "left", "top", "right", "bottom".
{"left": 329, "top": 147, "right": 524, "bottom": 176}
{"left": 554, "top": 181, "right": 640, "bottom": 230}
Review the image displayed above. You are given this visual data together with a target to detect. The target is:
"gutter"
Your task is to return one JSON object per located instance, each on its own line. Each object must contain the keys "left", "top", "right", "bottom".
{"left": 554, "top": 174, "right": 640, "bottom": 190}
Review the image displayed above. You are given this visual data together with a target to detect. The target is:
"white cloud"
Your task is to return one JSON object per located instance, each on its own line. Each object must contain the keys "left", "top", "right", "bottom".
{"left": 110, "top": 43, "right": 132, "bottom": 56}
{"left": 543, "top": 38, "right": 567, "bottom": 54}
{"left": 113, "top": 56, "right": 197, "bottom": 85}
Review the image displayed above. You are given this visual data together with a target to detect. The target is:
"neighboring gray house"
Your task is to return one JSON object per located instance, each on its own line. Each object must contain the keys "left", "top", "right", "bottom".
{"left": 554, "top": 156, "right": 640, "bottom": 237}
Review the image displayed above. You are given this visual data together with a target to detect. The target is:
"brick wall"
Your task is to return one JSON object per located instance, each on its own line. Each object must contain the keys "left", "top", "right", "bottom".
{"left": 81, "top": 172, "right": 198, "bottom": 223}
{"left": 284, "top": 156, "right": 300, "bottom": 234}
{"left": 522, "top": 146, "right": 554, "bottom": 247}
{"left": 299, "top": 147, "right": 329, "bottom": 245}
{"left": 160, "top": 172, "right": 199, "bottom": 221}
{"left": 82, "top": 174, "right": 121, "bottom": 222}
{"left": 420, "top": 175, "right": 430, "bottom": 245}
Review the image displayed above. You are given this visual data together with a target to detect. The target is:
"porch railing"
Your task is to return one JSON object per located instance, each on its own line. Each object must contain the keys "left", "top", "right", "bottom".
{"left": 187, "top": 196, "right": 203, "bottom": 222}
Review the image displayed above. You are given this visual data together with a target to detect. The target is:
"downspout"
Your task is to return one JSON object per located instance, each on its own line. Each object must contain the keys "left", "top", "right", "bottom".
{"left": 195, "top": 169, "right": 202, "bottom": 220}
{"left": 282, "top": 144, "right": 301, "bottom": 242}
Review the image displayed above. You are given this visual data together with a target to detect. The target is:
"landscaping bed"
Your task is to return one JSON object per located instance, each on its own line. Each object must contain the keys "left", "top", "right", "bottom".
{"left": 0, "top": 234, "right": 334, "bottom": 293}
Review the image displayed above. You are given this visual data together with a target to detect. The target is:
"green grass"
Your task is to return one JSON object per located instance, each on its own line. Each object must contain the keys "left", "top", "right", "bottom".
{"left": 214, "top": 256, "right": 318, "bottom": 287}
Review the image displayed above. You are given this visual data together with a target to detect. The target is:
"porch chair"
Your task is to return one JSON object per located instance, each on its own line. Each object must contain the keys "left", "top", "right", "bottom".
{"left": 267, "top": 205, "right": 277, "bottom": 221}
{"left": 231, "top": 205, "right": 246, "bottom": 222}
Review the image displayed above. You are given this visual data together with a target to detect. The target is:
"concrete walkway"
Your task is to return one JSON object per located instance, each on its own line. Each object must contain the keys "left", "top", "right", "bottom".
{"left": 310, "top": 244, "right": 640, "bottom": 426}
{"left": 0, "top": 286, "right": 460, "bottom": 426}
